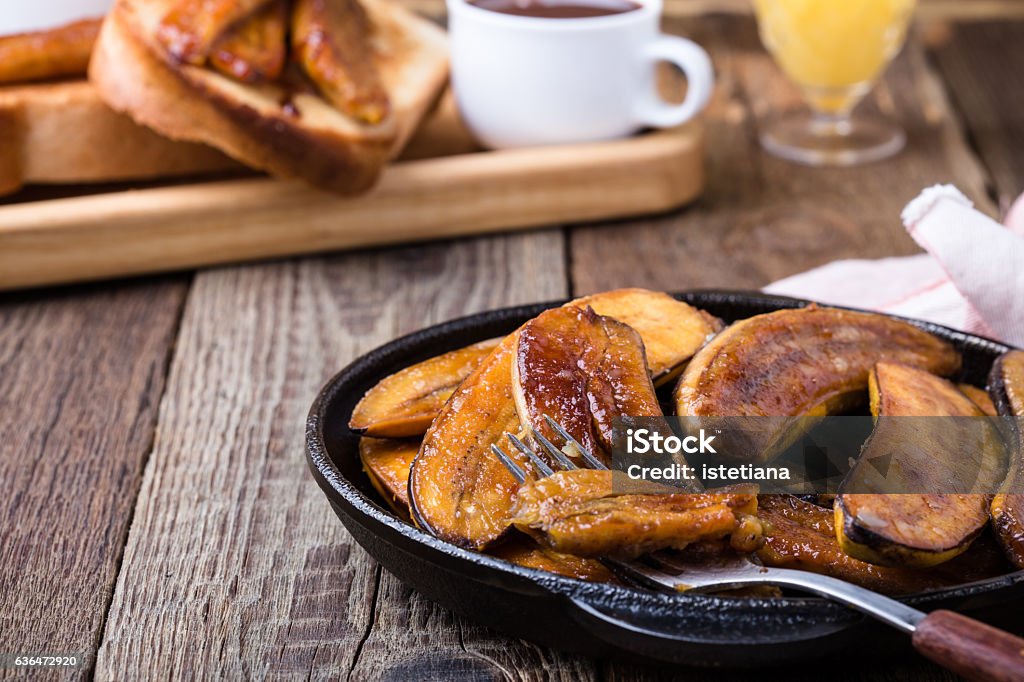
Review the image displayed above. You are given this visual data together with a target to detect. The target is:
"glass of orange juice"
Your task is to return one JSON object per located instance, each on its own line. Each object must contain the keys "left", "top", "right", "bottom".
{"left": 752, "top": 0, "right": 917, "bottom": 166}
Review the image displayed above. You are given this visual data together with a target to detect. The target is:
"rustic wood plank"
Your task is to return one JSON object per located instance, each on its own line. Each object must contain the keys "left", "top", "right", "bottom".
{"left": 0, "top": 277, "right": 187, "bottom": 674}
{"left": 94, "top": 233, "right": 594, "bottom": 680}
{"left": 927, "top": 21, "right": 1024, "bottom": 213}
{"left": 0, "top": 120, "right": 701, "bottom": 292}
{"left": 569, "top": 17, "right": 994, "bottom": 294}
{"left": 348, "top": 569, "right": 599, "bottom": 681}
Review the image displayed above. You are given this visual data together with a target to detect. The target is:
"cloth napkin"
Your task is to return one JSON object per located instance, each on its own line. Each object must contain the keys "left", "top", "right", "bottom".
{"left": 763, "top": 185, "right": 1024, "bottom": 348}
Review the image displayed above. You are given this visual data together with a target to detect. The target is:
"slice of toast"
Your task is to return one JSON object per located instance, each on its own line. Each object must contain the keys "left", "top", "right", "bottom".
{"left": 90, "top": 0, "right": 448, "bottom": 194}
{"left": 0, "top": 79, "right": 238, "bottom": 197}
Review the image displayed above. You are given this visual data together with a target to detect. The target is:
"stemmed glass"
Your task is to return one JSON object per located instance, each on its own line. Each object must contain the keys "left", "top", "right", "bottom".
{"left": 752, "top": 0, "right": 917, "bottom": 166}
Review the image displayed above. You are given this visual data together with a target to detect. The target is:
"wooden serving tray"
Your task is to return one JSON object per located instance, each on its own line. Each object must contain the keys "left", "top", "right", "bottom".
{"left": 0, "top": 95, "right": 704, "bottom": 291}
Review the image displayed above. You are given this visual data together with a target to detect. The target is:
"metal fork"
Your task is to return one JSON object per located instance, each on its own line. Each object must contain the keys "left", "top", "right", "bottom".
{"left": 491, "top": 415, "right": 1024, "bottom": 682}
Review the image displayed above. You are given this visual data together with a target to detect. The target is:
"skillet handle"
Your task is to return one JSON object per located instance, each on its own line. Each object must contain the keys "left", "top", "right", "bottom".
{"left": 912, "top": 610, "right": 1024, "bottom": 682}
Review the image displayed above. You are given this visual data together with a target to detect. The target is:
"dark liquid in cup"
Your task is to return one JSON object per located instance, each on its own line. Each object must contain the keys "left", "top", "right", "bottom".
{"left": 470, "top": 0, "right": 641, "bottom": 18}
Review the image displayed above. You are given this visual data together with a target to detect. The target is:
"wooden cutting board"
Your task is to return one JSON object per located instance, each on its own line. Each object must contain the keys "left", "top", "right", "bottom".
{"left": 0, "top": 94, "right": 704, "bottom": 291}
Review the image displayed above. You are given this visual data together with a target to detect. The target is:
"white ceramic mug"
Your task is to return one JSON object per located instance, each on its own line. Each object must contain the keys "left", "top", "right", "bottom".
{"left": 447, "top": 0, "right": 714, "bottom": 149}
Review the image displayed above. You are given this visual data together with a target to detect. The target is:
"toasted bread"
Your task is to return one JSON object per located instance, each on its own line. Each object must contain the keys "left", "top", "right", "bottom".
{"left": 90, "top": 0, "right": 448, "bottom": 194}
{"left": 0, "top": 79, "right": 238, "bottom": 196}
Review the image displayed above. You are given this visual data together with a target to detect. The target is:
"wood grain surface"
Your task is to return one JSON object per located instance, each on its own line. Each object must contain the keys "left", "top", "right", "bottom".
{"left": 1, "top": 14, "right": 1023, "bottom": 682}
{"left": 0, "top": 278, "right": 187, "bottom": 675}
{"left": 928, "top": 21, "right": 1024, "bottom": 212}
{"left": 94, "top": 234, "right": 570, "bottom": 679}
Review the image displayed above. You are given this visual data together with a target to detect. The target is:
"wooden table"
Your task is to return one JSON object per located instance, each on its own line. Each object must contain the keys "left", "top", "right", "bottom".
{"left": 2, "top": 12, "right": 1022, "bottom": 681}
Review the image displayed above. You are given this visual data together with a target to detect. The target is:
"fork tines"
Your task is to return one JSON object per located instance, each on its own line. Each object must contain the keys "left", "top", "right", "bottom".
{"left": 542, "top": 415, "right": 607, "bottom": 470}
{"left": 529, "top": 430, "right": 578, "bottom": 472}
{"left": 491, "top": 414, "right": 610, "bottom": 482}
{"left": 490, "top": 444, "right": 527, "bottom": 483}
{"left": 506, "top": 432, "right": 555, "bottom": 477}
{"left": 489, "top": 416, "right": 703, "bottom": 594}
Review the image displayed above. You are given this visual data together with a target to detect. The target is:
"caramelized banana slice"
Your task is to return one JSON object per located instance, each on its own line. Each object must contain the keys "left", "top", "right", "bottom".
{"left": 513, "top": 306, "right": 661, "bottom": 466}
{"left": 572, "top": 289, "right": 721, "bottom": 386}
{"left": 157, "top": 0, "right": 273, "bottom": 64}
{"left": 992, "top": 350, "right": 1024, "bottom": 417}
{"left": 292, "top": 0, "right": 391, "bottom": 125}
{"left": 209, "top": 0, "right": 287, "bottom": 82}
{"left": 989, "top": 350, "right": 1024, "bottom": 568}
{"left": 409, "top": 333, "right": 528, "bottom": 549}
{"left": 757, "top": 495, "right": 1011, "bottom": 595}
{"left": 991, "top": 494, "right": 1024, "bottom": 569}
{"left": 674, "top": 306, "right": 961, "bottom": 461}
{"left": 0, "top": 19, "right": 100, "bottom": 85}
{"left": 359, "top": 437, "right": 419, "bottom": 514}
{"left": 838, "top": 494, "right": 990, "bottom": 569}
{"left": 836, "top": 363, "right": 1005, "bottom": 569}
{"left": 510, "top": 470, "right": 759, "bottom": 559}
{"left": 959, "top": 384, "right": 998, "bottom": 417}
{"left": 490, "top": 535, "right": 617, "bottom": 583}
{"left": 350, "top": 339, "right": 501, "bottom": 438}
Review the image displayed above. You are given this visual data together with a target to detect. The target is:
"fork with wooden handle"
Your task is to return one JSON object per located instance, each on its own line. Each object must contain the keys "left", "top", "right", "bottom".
{"left": 490, "top": 415, "right": 1024, "bottom": 682}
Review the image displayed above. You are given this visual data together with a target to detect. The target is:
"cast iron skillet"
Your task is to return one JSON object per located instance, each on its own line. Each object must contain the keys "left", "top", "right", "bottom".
{"left": 306, "top": 290, "right": 1024, "bottom": 668}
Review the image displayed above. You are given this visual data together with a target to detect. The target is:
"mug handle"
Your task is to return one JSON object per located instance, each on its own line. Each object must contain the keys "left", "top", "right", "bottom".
{"left": 634, "top": 36, "right": 714, "bottom": 129}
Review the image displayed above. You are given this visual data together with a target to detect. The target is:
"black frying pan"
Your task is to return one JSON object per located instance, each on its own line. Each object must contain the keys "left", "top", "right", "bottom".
{"left": 305, "top": 290, "right": 1024, "bottom": 668}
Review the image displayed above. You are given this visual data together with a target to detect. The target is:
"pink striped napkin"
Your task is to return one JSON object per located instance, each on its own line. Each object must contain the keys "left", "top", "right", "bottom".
{"left": 763, "top": 185, "right": 1024, "bottom": 348}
